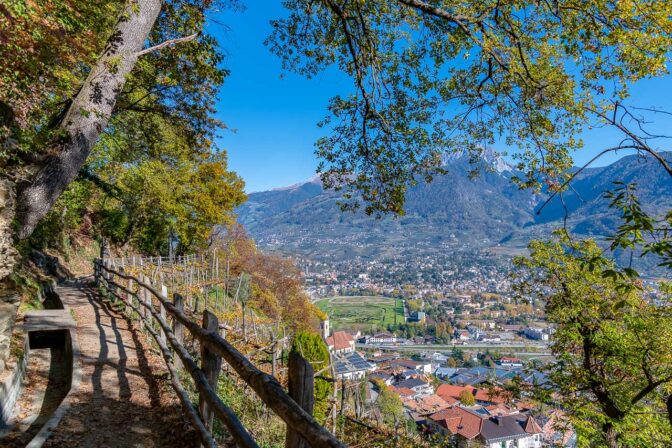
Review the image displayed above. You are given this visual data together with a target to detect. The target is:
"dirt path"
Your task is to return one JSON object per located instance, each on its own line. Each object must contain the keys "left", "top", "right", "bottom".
{"left": 40, "top": 281, "right": 198, "bottom": 448}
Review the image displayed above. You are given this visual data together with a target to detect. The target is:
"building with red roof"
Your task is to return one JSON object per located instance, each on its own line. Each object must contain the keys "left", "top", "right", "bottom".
{"left": 325, "top": 330, "right": 355, "bottom": 354}
{"left": 436, "top": 384, "right": 510, "bottom": 406}
{"left": 427, "top": 406, "right": 484, "bottom": 442}
{"left": 427, "top": 407, "right": 543, "bottom": 448}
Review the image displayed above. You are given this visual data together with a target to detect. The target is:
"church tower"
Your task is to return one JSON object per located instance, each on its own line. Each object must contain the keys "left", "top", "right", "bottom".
{"left": 320, "top": 317, "right": 330, "bottom": 339}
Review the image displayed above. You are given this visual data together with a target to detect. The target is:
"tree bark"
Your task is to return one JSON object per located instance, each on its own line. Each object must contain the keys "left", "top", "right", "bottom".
{"left": 604, "top": 422, "right": 619, "bottom": 448}
{"left": 667, "top": 394, "right": 672, "bottom": 431}
{"left": 15, "top": 0, "right": 164, "bottom": 240}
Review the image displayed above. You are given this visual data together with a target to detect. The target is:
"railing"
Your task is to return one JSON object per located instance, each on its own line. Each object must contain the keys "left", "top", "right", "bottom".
{"left": 94, "top": 258, "right": 345, "bottom": 448}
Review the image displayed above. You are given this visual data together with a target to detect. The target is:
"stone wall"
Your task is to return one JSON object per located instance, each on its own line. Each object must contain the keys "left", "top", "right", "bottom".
{"left": 0, "top": 178, "right": 18, "bottom": 373}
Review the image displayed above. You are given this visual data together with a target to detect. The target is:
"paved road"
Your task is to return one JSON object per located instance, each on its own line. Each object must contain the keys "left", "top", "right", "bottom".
{"left": 41, "top": 281, "right": 198, "bottom": 448}
{"left": 357, "top": 343, "right": 552, "bottom": 357}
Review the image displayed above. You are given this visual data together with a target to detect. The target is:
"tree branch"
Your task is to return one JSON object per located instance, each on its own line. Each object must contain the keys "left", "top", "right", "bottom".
{"left": 136, "top": 33, "right": 198, "bottom": 57}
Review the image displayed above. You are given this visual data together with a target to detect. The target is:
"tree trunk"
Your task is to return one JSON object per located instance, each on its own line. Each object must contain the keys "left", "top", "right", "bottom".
{"left": 15, "top": 0, "right": 163, "bottom": 240}
{"left": 604, "top": 422, "right": 619, "bottom": 448}
{"left": 667, "top": 394, "right": 672, "bottom": 431}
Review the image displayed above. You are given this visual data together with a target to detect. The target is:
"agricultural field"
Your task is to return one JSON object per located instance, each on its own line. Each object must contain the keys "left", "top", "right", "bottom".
{"left": 315, "top": 296, "right": 405, "bottom": 333}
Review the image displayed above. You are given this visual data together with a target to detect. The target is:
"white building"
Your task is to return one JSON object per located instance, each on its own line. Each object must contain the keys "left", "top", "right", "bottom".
{"left": 364, "top": 332, "right": 399, "bottom": 344}
{"left": 334, "top": 352, "right": 376, "bottom": 380}
{"left": 524, "top": 327, "right": 550, "bottom": 341}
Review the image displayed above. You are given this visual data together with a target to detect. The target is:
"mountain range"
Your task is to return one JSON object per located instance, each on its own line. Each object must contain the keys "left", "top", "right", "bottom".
{"left": 237, "top": 151, "right": 672, "bottom": 269}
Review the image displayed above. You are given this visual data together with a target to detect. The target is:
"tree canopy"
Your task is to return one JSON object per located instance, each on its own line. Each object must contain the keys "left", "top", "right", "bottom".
{"left": 516, "top": 235, "right": 672, "bottom": 447}
{"left": 2, "top": 0, "right": 246, "bottom": 255}
{"left": 269, "top": 0, "right": 672, "bottom": 215}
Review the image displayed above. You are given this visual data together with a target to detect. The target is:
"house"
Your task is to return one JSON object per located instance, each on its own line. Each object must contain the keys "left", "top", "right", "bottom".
{"left": 395, "top": 377, "right": 434, "bottom": 397}
{"left": 389, "top": 385, "right": 419, "bottom": 400}
{"left": 427, "top": 407, "right": 484, "bottom": 445}
{"left": 498, "top": 357, "right": 523, "bottom": 368}
{"left": 524, "top": 327, "right": 550, "bottom": 341}
{"left": 369, "top": 371, "right": 394, "bottom": 386}
{"left": 428, "top": 408, "right": 543, "bottom": 448}
{"left": 467, "top": 326, "right": 484, "bottom": 339}
{"left": 326, "top": 330, "right": 356, "bottom": 354}
{"left": 366, "top": 353, "right": 398, "bottom": 365}
{"left": 402, "top": 394, "right": 452, "bottom": 415}
{"left": 454, "top": 329, "right": 470, "bottom": 341}
{"left": 436, "top": 384, "right": 470, "bottom": 402}
{"left": 436, "top": 384, "right": 510, "bottom": 406}
{"left": 334, "top": 351, "right": 375, "bottom": 380}
{"left": 434, "top": 367, "right": 459, "bottom": 380}
{"left": 390, "top": 358, "right": 432, "bottom": 374}
{"left": 400, "top": 369, "right": 419, "bottom": 380}
{"left": 484, "top": 403, "right": 517, "bottom": 416}
{"left": 519, "top": 371, "right": 550, "bottom": 387}
{"left": 428, "top": 352, "right": 449, "bottom": 364}
{"left": 364, "top": 332, "right": 399, "bottom": 344}
{"left": 451, "top": 372, "right": 488, "bottom": 386}
{"left": 478, "top": 415, "right": 542, "bottom": 448}
{"left": 474, "top": 387, "right": 510, "bottom": 405}
{"left": 480, "top": 333, "right": 502, "bottom": 342}
{"left": 408, "top": 311, "right": 426, "bottom": 323}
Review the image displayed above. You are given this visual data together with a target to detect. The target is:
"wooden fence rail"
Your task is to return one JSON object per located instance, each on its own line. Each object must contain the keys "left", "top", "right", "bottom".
{"left": 94, "top": 259, "right": 345, "bottom": 448}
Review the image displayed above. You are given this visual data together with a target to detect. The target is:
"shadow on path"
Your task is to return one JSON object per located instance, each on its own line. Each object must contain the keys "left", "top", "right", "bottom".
{"left": 40, "top": 281, "right": 197, "bottom": 448}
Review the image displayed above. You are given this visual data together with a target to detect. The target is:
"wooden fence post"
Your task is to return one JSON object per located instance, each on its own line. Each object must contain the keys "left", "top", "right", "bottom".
{"left": 128, "top": 277, "right": 135, "bottom": 319}
{"left": 285, "top": 351, "right": 314, "bottom": 448}
{"left": 142, "top": 275, "right": 151, "bottom": 321}
{"left": 199, "top": 310, "right": 222, "bottom": 434}
{"left": 173, "top": 293, "right": 185, "bottom": 370}
{"left": 271, "top": 340, "right": 278, "bottom": 378}
{"left": 103, "top": 260, "right": 111, "bottom": 295}
{"left": 160, "top": 284, "right": 168, "bottom": 345}
{"left": 137, "top": 276, "right": 144, "bottom": 319}
{"left": 189, "top": 266, "right": 194, "bottom": 310}
{"left": 118, "top": 267, "right": 127, "bottom": 306}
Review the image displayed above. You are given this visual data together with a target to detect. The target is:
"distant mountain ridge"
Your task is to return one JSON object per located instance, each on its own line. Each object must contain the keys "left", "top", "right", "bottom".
{"left": 237, "top": 152, "right": 672, "bottom": 264}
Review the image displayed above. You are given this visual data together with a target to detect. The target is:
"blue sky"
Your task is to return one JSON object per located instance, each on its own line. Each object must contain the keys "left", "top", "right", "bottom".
{"left": 208, "top": 5, "right": 672, "bottom": 193}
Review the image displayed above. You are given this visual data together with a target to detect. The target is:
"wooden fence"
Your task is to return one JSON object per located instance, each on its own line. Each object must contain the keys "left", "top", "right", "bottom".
{"left": 94, "top": 258, "right": 345, "bottom": 448}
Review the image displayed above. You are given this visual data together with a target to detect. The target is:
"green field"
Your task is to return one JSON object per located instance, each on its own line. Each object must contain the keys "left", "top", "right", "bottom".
{"left": 315, "top": 296, "right": 405, "bottom": 333}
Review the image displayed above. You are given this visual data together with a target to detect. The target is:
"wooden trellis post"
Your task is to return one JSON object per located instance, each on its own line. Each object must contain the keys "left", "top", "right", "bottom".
{"left": 173, "top": 293, "right": 185, "bottom": 370}
{"left": 160, "top": 284, "right": 168, "bottom": 345}
{"left": 285, "top": 351, "right": 314, "bottom": 448}
{"left": 142, "top": 275, "right": 151, "bottom": 320}
{"left": 199, "top": 310, "right": 222, "bottom": 433}
{"left": 128, "top": 276, "right": 135, "bottom": 320}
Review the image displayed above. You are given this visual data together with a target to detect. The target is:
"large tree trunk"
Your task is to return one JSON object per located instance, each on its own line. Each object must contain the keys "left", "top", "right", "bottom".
{"left": 15, "top": 0, "right": 163, "bottom": 241}
{"left": 0, "top": 0, "right": 163, "bottom": 373}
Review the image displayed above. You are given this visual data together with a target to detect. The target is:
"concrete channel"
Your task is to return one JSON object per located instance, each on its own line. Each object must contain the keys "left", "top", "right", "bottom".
{"left": 0, "top": 284, "right": 81, "bottom": 448}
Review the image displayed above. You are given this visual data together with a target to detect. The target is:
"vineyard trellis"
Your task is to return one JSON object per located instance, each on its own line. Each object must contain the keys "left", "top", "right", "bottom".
{"left": 94, "top": 255, "right": 346, "bottom": 448}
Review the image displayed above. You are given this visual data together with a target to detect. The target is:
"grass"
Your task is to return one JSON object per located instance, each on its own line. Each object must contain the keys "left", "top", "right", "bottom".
{"left": 315, "top": 295, "right": 405, "bottom": 333}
